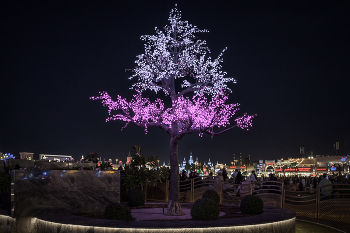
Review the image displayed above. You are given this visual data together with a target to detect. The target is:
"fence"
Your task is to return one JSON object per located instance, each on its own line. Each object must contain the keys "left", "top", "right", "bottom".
{"left": 145, "top": 177, "right": 350, "bottom": 224}
{"left": 145, "top": 177, "right": 257, "bottom": 204}
{"left": 283, "top": 183, "right": 350, "bottom": 223}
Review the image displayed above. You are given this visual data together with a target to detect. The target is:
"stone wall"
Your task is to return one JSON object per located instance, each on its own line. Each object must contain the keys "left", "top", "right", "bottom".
{"left": 13, "top": 170, "right": 120, "bottom": 217}
{"left": 8, "top": 159, "right": 35, "bottom": 170}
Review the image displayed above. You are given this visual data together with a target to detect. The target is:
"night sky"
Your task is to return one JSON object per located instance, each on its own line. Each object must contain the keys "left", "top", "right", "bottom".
{"left": 1, "top": 1, "right": 349, "bottom": 164}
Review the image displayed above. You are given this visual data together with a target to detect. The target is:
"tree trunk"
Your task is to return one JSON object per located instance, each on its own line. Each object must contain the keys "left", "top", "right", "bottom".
{"left": 165, "top": 135, "right": 184, "bottom": 215}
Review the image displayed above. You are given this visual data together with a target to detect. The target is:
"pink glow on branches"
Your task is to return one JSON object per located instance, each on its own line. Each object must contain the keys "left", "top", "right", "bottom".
{"left": 90, "top": 91, "right": 255, "bottom": 135}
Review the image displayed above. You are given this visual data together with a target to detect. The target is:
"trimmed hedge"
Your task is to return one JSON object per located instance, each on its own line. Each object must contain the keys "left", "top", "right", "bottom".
{"left": 240, "top": 195, "right": 263, "bottom": 215}
{"left": 190, "top": 198, "right": 220, "bottom": 220}
{"left": 202, "top": 189, "right": 220, "bottom": 205}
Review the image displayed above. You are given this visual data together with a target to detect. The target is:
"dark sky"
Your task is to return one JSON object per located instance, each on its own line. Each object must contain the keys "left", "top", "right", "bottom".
{"left": 1, "top": 1, "right": 349, "bottom": 164}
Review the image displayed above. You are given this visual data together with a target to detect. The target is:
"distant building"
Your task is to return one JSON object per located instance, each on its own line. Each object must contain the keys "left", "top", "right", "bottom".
{"left": 20, "top": 152, "right": 34, "bottom": 160}
{"left": 39, "top": 154, "right": 72, "bottom": 162}
{"left": 188, "top": 152, "right": 194, "bottom": 164}
{"left": 182, "top": 157, "right": 187, "bottom": 167}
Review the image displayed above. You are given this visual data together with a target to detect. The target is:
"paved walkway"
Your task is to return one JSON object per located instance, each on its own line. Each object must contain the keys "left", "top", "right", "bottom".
{"left": 297, "top": 216, "right": 350, "bottom": 233}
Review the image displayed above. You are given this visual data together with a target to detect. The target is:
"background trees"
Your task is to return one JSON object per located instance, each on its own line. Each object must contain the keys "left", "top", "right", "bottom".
{"left": 123, "top": 145, "right": 169, "bottom": 191}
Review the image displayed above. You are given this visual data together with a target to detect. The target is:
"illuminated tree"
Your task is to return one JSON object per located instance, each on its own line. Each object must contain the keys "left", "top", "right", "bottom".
{"left": 91, "top": 6, "right": 255, "bottom": 215}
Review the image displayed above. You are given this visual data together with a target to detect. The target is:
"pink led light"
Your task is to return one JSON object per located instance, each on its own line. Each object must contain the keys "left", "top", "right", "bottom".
{"left": 91, "top": 90, "right": 255, "bottom": 135}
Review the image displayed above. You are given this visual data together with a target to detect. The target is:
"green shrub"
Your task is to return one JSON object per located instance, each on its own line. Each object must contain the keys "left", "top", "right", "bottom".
{"left": 240, "top": 195, "right": 263, "bottom": 215}
{"left": 127, "top": 189, "right": 145, "bottom": 207}
{"left": 104, "top": 203, "right": 133, "bottom": 220}
{"left": 190, "top": 198, "right": 220, "bottom": 220}
{"left": 202, "top": 189, "right": 220, "bottom": 205}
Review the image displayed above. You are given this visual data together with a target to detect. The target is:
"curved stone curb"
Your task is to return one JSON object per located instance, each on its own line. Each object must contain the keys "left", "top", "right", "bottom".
{"left": 34, "top": 206, "right": 296, "bottom": 233}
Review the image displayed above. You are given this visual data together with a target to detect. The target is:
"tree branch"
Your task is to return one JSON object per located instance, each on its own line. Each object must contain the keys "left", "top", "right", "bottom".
{"left": 176, "top": 81, "right": 212, "bottom": 97}
{"left": 204, "top": 125, "right": 238, "bottom": 136}
{"left": 131, "top": 121, "right": 170, "bottom": 134}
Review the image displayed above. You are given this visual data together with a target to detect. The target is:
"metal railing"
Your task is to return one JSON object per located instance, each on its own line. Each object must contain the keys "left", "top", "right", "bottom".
{"left": 253, "top": 181, "right": 284, "bottom": 207}
{"left": 283, "top": 183, "right": 350, "bottom": 223}
{"left": 144, "top": 178, "right": 350, "bottom": 224}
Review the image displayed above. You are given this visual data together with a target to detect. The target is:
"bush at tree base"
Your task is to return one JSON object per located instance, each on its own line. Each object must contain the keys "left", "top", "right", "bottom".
{"left": 240, "top": 195, "right": 263, "bottom": 215}
{"left": 127, "top": 189, "right": 145, "bottom": 207}
{"left": 190, "top": 198, "right": 220, "bottom": 220}
{"left": 104, "top": 203, "right": 133, "bottom": 220}
{"left": 202, "top": 189, "right": 220, "bottom": 205}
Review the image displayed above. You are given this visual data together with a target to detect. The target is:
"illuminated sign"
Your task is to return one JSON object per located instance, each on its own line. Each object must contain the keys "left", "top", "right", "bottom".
{"left": 275, "top": 168, "right": 283, "bottom": 172}
{"left": 298, "top": 168, "right": 311, "bottom": 172}
{"left": 240, "top": 166, "right": 246, "bottom": 169}
{"left": 341, "top": 157, "right": 347, "bottom": 162}
{"left": 330, "top": 166, "right": 337, "bottom": 171}
{"left": 284, "top": 168, "right": 296, "bottom": 172}
{"left": 265, "top": 160, "right": 275, "bottom": 164}
{"left": 316, "top": 168, "right": 327, "bottom": 171}
{"left": 230, "top": 166, "right": 236, "bottom": 169}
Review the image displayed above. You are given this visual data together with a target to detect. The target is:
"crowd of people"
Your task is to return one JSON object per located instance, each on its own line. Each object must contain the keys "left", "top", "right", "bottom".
{"left": 177, "top": 167, "right": 347, "bottom": 201}
{"left": 204, "top": 167, "right": 347, "bottom": 200}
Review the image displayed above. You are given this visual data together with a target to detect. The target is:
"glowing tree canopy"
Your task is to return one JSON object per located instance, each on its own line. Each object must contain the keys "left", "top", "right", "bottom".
{"left": 91, "top": 5, "right": 255, "bottom": 215}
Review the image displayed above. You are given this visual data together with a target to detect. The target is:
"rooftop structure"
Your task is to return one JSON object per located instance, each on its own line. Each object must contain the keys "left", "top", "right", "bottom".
{"left": 19, "top": 152, "right": 34, "bottom": 160}
{"left": 39, "top": 154, "right": 73, "bottom": 162}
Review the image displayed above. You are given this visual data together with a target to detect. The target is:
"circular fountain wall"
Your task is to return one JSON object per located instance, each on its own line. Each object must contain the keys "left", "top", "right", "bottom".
{"left": 34, "top": 206, "right": 296, "bottom": 233}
